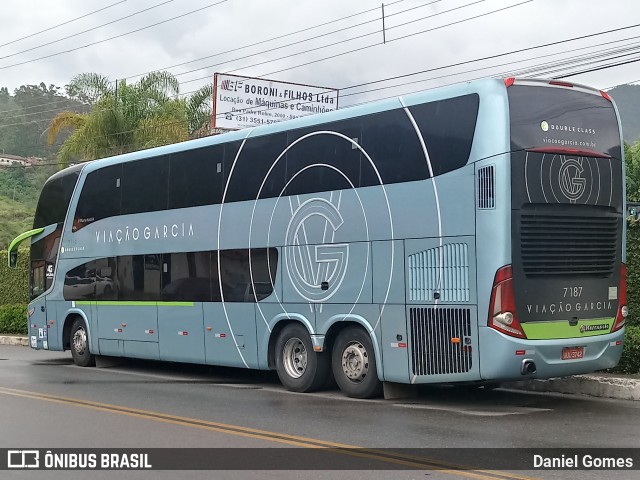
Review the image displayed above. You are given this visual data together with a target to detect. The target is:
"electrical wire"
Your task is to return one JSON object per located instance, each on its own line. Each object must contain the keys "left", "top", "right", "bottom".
{"left": 0, "top": 0, "right": 230, "bottom": 71}
{"left": 0, "top": 0, "right": 175, "bottom": 61}
{"left": 0, "top": 0, "right": 410, "bottom": 115}
{"left": 0, "top": 0, "right": 128, "bottom": 50}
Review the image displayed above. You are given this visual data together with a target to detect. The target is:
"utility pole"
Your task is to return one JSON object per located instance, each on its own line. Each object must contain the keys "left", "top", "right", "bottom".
{"left": 382, "top": 4, "right": 386, "bottom": 44}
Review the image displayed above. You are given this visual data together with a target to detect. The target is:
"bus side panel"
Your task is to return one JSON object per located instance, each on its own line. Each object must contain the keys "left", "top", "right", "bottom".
{"left": 96, "top": 304, "right": 159, "bottom": 360}
{"left": 203, "top": 303, "right": 258, "bottom": 369}
{"left": 158, "top": 303, "right": 205, "bottom": 363}
{"left": 379, "top": 304, "right": 410, "bottom": 383}
{"left": 372, "top": 240, "right": 404, "bottom": 305}
{"left": 374, "top": 240, "right": 410, "bottom": 383}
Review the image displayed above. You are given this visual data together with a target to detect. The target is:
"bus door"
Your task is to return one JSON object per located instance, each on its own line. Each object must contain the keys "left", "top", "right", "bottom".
{"left": 28, "top": 260, "right": 52, "bottom": 350}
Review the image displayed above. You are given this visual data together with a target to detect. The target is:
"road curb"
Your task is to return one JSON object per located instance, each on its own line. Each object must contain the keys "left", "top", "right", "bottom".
{"left": 0, "top": 335, "right": 29, "bottom": 347}
{"left": 2, "top": 335, "right": 638, "bottom": 400}
{"left": 504, "top": 374, "right": 640, "bottom": 401}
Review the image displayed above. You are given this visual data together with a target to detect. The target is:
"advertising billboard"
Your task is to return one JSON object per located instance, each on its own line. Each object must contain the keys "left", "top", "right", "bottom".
{"left": 213, "top": 73, "right": 339, "bottom": 130}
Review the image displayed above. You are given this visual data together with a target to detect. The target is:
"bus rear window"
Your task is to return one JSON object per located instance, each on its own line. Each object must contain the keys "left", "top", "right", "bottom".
{"left": 508, "top": 85, "right": 621, "bottom": 159}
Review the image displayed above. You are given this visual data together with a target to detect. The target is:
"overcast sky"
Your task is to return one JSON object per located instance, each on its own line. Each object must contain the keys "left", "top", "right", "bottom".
{"left": 1, "top": 0, "right": 639, "bottom": 107}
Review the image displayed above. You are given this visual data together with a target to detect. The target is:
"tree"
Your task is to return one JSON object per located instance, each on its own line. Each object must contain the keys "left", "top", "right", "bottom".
{"left": 48, "top": 71, "right": 213, "bottom": 167}
{"left": 626, "top": 140, "right": 640, "bottom": 202}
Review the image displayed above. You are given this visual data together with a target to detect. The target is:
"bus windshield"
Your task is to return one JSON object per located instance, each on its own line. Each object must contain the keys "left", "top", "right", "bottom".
{"left": 29, "top": 164, "right": 82, "bottom": 299}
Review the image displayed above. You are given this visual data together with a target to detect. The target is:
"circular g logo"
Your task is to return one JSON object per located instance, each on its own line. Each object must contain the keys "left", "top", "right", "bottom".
{"left": 284, "top": 198, "right": 349, "bottom": 303}
{"left": 559, "top": 158, "right": 586, "bottom": 201}
{"left": 540, "top": 121, "right": 549, "bottom": 132}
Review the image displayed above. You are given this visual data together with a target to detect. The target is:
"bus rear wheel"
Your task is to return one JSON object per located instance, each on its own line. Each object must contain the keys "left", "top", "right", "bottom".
{"left": 332, "top": 326, "right": 382, "bottom": 399}
{"left": 275, "top": 323, "right": 330, "bottom": 393}
{"left": 70, "top": 319, "right": 95, "bottom": 367}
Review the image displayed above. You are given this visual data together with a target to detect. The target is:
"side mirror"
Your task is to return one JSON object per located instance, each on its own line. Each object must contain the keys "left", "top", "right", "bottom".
{"left": 9, "top": 250, "right": 18, "bottom": 269}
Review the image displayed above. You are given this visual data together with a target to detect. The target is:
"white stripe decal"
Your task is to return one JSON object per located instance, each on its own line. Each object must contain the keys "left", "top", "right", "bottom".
{"left": 400, "top": 97, "right": 444, "bottom": 303}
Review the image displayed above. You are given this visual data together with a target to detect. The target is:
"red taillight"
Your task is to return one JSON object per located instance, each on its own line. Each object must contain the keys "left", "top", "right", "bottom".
{"left": 504, "top": 77, "right": 515, "bottom": 88}
{"left": 612, "top": 263, "right": 627, "bottom": 332}
{"left": 549, "top": 80, "right": 574, "bottom": 88}
{"left": 526, "top": 146, "right": 611, "bottom": 159}
{"left": 488, "top": 265, "right": 527, "bottom": 339}
{"left": 600, "top": 90, "right": 612, "bottom": 102}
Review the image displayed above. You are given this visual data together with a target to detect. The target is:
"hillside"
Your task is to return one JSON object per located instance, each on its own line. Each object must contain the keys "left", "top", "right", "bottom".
{"left": 0, "top": 163, "right": 57, "bottom": 249}
{"left": 608, "top": 84, "right": 640, "bottom": 144}
{"left": 0, "top": 196, "right": 37, "bottom": 249}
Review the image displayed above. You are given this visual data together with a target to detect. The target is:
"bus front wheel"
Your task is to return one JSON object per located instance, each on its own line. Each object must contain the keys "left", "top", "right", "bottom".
{"left": 275, "top": 323, "right": 330, "bottom": 393}
{"left": 70, "top": 319, "right": 96, "bottom": 367}
{"left": 332, "top": 327, "right": 382, "bottom": 399}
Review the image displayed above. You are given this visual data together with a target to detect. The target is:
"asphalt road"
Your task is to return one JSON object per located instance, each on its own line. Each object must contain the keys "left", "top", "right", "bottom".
{"left": 0, "top": 345, "right": 638, "bottom": 480}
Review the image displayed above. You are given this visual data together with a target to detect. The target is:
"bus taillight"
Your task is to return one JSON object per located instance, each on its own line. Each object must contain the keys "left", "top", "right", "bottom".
{"left": 488, "top": 265, "right": 527, "bottom": 339}
{"left": 612, "top": 263, "right": 627, "bottom": 332}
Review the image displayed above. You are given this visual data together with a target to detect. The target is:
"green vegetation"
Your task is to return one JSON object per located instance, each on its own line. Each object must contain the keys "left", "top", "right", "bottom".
{"left": 0, "top": 305, "right": 27, "bottom": 335}
{"left": 49, "top": 71, "right": 213, "bottom": 167}
{"left": 611, "top": 326, "right": 640, "bottom": 375}
{"left": 0, "top": 196, "right": 38, "bottom": 250}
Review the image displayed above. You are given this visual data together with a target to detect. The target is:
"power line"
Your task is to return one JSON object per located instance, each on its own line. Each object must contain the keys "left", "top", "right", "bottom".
{"left": 0, "top": 0, "right": 175, "bottom": 61}
{"left": 124, "top": 0, "right": 410, "bottom": 82}
{"left": 4, "top": 5, "right": 640, "bottom": 146}
{"left": 9, "top": 38, "right": 636, "bottom": 158}
{"left": 0, "top": 0, "right": 230, "bottom": 71}
{"left": 0, "top": 0, "right": 482, "bottom": 114}
{"left": 178, "top": 0, "right": 481, "bottom": 82}
{"left": 3, "top": 15, "right": 639, "bottom": 129}
{"left": 0, "top": 0, "right": 513, "bottom": 127}
{"left": 0, "top": 0, "right": 128, "bottom": 50}
{"left": 555, "top": 56, "right": 640, "bottom": 80}
{"left": 0, "top": 0, "right": 409, "bottom": 115}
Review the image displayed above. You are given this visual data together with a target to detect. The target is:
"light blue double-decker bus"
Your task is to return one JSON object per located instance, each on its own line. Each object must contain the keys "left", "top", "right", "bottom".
{"left": 9, "top": 77, "right": 626, "bottom": 398}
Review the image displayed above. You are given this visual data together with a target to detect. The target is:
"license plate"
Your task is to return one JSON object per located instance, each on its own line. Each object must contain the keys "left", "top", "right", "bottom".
{"left": 562, "top": 346, "right": 584, "bottom": 360}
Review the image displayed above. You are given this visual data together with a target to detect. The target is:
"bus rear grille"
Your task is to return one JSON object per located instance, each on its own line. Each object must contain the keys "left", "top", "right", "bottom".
{"left": 520, "top": 214, "right": 618, "bottom": 277}
{"left": 410, "top": 307, "right": 472, "bottom": 376}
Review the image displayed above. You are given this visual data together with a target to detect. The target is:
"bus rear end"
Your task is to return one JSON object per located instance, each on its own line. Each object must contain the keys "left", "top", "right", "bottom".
{"left": 482, "top": 78, "right": 625, "bottom": 380}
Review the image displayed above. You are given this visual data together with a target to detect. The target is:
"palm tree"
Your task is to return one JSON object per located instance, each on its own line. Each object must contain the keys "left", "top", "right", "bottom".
{"left": 48, "top": 71, "right": 213, "bottom": 167}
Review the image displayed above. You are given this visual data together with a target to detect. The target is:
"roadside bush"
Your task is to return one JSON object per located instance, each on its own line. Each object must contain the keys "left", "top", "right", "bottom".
{"left": 627, "top": 220, "right": 640, "bottom": 327}
{"left": 0, "top": 304, "right": 27, "bottom": 335}
{"left": 0, "top": 247, "right": 29, "bottom": 305}
{"left": 609, "top": 325, "right": 640, "bottom": 374}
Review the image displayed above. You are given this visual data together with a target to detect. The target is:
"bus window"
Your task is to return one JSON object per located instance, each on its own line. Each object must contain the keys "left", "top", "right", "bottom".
{"left": 73, "top": 164, "right": 122, "bottom": 231}
{"left": 408, "top": 94, "right": 479, "bottom": 176}
{"left": 360, "top": 108, "right": 428, "bottom": 185}
{"left": 118, "top": 255, "right": 161, "bottom": 301}
{"left": 225, "top": 135, "right": 287, "bottom": 202}
{"left": 169, "top": 146, "right": 224, "bottom": 209}
{"left": 121, "top": 157, "right": 169, "bottom": 215}
{"left": 161, "top": 251, "right": 213, "bottom": 302}
{"left": 219, "top": 248, "right": 277, "bottom": 302}
{"left": 286, "top": 120, "right": 361, "bottom": 195}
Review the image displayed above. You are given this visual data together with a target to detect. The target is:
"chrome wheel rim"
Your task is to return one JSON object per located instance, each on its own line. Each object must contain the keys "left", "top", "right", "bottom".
{"left": 341, "top": 341, "right": 369, "bottom": 383}
{"left": 72, "top": 327, "right": 87, "bottom": 356}
{"left": 282, "top": 337, "right": 307, "bottom": 379}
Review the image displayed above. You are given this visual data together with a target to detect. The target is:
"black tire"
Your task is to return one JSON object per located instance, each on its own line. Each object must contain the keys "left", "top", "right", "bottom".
{"left": 332, "top": 326, "right": 382, "bottom": 399}
{"left": 70, "top": 318, "right": 95, "bottom": 367}
{"left": 275, "top": 323, "right": 330, "bottom": 393}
